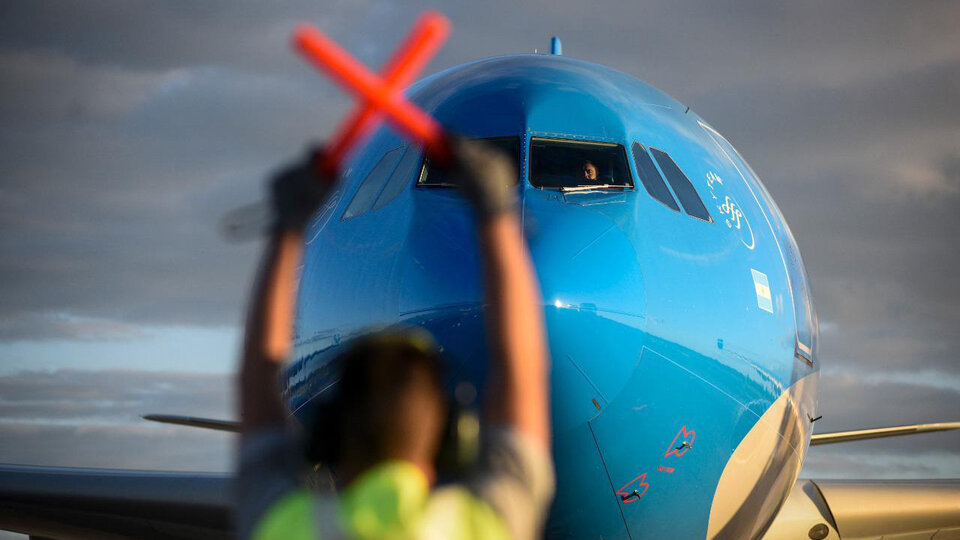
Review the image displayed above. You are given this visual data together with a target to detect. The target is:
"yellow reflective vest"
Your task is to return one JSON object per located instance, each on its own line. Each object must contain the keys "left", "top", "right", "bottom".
{"left": 252, "top": 461, "right": 511, "bottom": 540}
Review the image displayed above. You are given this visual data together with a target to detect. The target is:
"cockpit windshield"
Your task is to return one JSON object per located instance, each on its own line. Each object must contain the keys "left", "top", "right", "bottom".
{"left": 418, "top": 136, "right": 520, "bottom": 187}
{"left": 530, "top": 138, "right": 633, "bottom": 190}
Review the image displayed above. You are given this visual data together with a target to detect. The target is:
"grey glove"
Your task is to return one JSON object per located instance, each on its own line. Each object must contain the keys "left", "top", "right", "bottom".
{"left": 445, "top": 136, "right": 518, "bottom": 221}
{"left": 270, "top": 147, "right": 334, "bottom": 233}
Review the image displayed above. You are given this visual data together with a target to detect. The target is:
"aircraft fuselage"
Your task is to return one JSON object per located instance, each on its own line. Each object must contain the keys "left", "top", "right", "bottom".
{"left": 284, "top": 55, "right": 820, "bottom": 539}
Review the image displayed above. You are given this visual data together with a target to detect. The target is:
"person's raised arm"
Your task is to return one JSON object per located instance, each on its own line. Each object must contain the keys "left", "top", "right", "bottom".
{"left": 446, "top": 138, "right": 550, "bottom": 451}
{"left": 239, "top": 152, "right": 331, "bottom": 433}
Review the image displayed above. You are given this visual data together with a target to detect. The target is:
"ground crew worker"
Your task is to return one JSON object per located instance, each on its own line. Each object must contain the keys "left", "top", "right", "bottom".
{"left": 237, "top": 137, "right": 554, "bottom": 539}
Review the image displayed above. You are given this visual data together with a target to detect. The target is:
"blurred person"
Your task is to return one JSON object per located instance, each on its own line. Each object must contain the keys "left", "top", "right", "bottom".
{"left": 237, "top": 137, "right": 553, "bottom": 540}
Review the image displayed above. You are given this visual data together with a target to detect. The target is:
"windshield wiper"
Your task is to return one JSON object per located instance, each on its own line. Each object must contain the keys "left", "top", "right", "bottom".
{"left": 560, "top": 184, "right": 627, "bottom": 192}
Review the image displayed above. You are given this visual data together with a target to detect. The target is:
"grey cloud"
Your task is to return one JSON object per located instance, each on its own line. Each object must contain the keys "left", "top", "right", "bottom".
{"left": 816, "top": 370, "right": 960, "bottom": 432}
{"left": 0, "top": 370, "right": 233, "bottom": 470}
{"left": 0, "top": 369, "right": 231, "bottom": 421}
{"left": 801, "top": 367, "right": 960, "bottom": 478}
{"left": 0, "top": 51, "right": 177, "bottom": 121}
{"left": 0, "top": 0, "right": 430, "bottom": 89}
{"left": 0, "top": 422, "right": 232, "bottom": 472}
{"left": 0, "top": 312, "right": 146, "bottom": 342}
{"left": 0, "top": 2, "right": 377, "bottom": 337}
{"left": 0, "top": 1, "right": 364, "bottom": 72}
{"left": 802, "top": 449, "right": 957, "bottom": 480}
{"left": 697, "top": 71, "right": 960, "bottom": 213}
{"left": 457, "top": 1, "right": 960, "bottom": 97}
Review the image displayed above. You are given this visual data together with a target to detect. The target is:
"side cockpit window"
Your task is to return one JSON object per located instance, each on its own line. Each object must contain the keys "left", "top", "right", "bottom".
{"left": 530, "top": 138, "right": 633, "bottom": 190}
{"left": 342, "top": 146, "right": 404, "bottom": 220}
{"left": 649, "top": 148, "right": 712, "bottom": 222}
{"left": 632, "top": 142, "right": 680, "bottom": 211}
{"left": 373, "top": 146, "right": 421, "bottom": 211}
{"left": 419, "top": 137, "right": 521, "bottom": 187}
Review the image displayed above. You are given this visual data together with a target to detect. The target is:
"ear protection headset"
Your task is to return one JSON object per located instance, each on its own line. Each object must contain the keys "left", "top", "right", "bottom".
{"left": 302, "top": 328, "right": 480, "bottom": 479}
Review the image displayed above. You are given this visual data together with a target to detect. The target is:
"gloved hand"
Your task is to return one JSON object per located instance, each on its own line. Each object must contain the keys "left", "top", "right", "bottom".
{"left": 444, "top": 136, "right": 518, "bottom": 222}
{"left": 270, "top": 147, "right": 334, "bottom": 234}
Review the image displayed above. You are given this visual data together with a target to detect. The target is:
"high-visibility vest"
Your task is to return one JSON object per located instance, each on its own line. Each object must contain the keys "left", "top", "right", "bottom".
{"left": 252, "top": 461, "right": 511, "bottom": 540}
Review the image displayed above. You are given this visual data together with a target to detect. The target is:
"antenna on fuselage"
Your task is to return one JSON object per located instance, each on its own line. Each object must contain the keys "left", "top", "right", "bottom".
{"left": 550, "top": 36, "right": 562, "bottom": 55}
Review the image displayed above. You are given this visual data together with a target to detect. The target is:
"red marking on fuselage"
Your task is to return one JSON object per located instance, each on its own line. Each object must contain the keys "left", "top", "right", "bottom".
{"left": 664, "top": 425, "right": 696, "bottom": 458}
{"left": 657, "top": 466, "right": 675, "bottom": 473}
{"left": 615, "top": 473, "right": 649, "bottom": 504}
{"left": 292, "top": 11, "right": 451, "bottom": 175}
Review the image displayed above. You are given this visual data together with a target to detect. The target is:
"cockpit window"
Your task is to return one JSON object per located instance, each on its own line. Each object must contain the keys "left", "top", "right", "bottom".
{"left": 418, "top": 137, "right": 520, "bottom": 187}
{"left": 373, "top": 146, "right": 421, "bottom": 210}
{"left": 530, "top": 138, "right": 633, "bottom": 190}
{"left": 342, "top": 146, "right": 404, "bottom": 220}
{"left": 649, "top": 148, "right": 712, "bottom": 222}
{"left": 632, "top": 142, "right": 680, "bottom": 211}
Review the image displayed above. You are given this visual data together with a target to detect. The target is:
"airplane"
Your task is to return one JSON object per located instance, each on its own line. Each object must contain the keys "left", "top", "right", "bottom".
{"left": 2, "top": 33, "right": 959, "bottom": 540}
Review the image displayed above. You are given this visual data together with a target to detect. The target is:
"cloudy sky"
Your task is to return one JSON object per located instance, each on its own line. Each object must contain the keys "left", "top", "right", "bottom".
{"left": 0, "top": 0, "right": 957, "bottom": 489}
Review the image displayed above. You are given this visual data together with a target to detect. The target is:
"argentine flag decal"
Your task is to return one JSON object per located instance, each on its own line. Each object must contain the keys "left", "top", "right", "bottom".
{"left": 751, "top": 269, "right": 774, "bottom": 313}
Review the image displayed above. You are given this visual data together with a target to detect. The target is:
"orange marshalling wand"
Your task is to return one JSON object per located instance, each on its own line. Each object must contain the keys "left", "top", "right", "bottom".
{"left": 293, "top": 11, "right": 452, "bottom": 176}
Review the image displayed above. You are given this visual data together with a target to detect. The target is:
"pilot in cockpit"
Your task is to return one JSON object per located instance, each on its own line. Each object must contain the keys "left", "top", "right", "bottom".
{"left": 581, "top": 160, "right": 599, "bottom": 183}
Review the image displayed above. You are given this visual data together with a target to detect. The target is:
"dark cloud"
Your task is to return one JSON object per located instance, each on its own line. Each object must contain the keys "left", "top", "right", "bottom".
{"left": 0, "top": 2, "right": 381, "bottom": 335}
{"left": 0, "top": 1, "right": 957, "bottom": 477}
{"left": 0, "top": 1, "right": 385, "bottom": 72}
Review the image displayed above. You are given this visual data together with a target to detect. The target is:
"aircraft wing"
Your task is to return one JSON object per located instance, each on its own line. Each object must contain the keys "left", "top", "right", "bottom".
{"left": 810, "top": 422, "right": 960, "bottom": 446}
{"left": 762, "top": 478, "right": 960, "bottom": 540}
{"left": 142, "top": 414, "right": 240, "bottom": 433}
{"left": 5, "top": 416, "right": 959, "bottom": 539}
{"left": 0, "top": 464, "right": 233, "bottom": 540}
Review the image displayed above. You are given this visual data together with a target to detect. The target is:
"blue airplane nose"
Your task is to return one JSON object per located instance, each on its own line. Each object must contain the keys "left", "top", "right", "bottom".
{"left": 522, "top": 189, "right": 746, "bottom": 538}
{"left": 522, "top": 188, "right": 645, "bottom": 429}
{"left": 520, "top": 188, "right": 651, "bottom": 536}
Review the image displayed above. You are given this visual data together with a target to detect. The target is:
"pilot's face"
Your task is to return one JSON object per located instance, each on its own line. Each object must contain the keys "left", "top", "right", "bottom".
{"left": 583, "top": 163, "right": 598, "bottom": 181}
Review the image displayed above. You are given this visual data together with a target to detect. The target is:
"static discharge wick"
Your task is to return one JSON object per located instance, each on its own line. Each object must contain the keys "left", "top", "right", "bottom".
{"left": 292, "top": 11, "right": 452, "bottom": 177}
